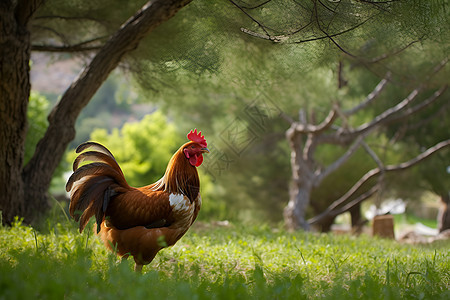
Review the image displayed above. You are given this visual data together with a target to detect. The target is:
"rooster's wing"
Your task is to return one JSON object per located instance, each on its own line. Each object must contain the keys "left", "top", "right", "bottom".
{"left": 104, "top": 188, "right": 175, "bottom": 230}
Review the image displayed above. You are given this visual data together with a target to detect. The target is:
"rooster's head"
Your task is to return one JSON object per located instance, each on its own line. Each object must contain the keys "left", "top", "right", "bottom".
{"left": 183, "top": 129, "right": 209, "bottom": 167}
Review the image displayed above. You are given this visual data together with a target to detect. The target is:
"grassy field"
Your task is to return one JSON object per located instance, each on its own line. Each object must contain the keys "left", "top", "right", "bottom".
{"left": 0, "top": 218, "right": 449, "bottom": 299}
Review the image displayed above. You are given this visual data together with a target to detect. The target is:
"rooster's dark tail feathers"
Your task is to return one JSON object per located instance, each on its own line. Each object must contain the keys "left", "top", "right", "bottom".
{"left": 66, "top": 142, "right": 130, "bottom": 233}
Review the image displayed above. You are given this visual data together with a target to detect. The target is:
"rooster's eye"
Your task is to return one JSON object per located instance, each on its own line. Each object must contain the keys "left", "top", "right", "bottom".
{"left": 191, "top": 145, "right": 196, "bottom": 149}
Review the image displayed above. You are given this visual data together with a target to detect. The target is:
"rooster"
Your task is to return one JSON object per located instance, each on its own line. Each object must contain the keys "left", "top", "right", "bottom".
{"left": 66, "top": 129, "right": 209, "bottom": 272}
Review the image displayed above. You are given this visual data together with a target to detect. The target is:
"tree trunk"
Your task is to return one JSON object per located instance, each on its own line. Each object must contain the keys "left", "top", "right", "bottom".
{"left": 284, "top": 184, "right": 312, "bottom": 230}
{"left": 284, "top": 127, "right": 313, "bottom": 230}
{"left": 316, "top": 215, "right": 335, "bottom": 232}
{"left": 349, "top": 203, "right": 361, "bottom": 226}
{"left": 437, "top": 192, "right": 450, "bottom": 233}
{"left": 1, "top": 0, "right": 193, "bottom": 225}
{"left": 0, "top": 2, "right": 32, "bottom": 224}
{"left": 349, "top": 203, "right": 366, "bottom": 234}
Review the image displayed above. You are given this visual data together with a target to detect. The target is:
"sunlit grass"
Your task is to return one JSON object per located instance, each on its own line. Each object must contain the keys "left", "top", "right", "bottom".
{"left": 1, "top": 218, "right": 449, "bottom": 299}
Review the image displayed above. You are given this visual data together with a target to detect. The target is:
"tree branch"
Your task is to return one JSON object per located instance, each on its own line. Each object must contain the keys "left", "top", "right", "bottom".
{"left": 369, "top": 39, "right": 422, "bottom": 64}
{"left": 386, "top": 85, "right": 448, "bottom": 124}
{"left": 293, "top": 108, "right": 338, "bottom": 134}
{"left": 314, "top": 135, "right": 365, "bottom": 186}
{"left": 343, "top": 72, "right": 391, "bottom": 116}
{"left": 31, "top": 36, "right": 107, "bottom": 52}
{"left": 15, "top": 0, "right": 45, "bottom": 26}
{"left": 308, "top": 139, "right": 450, "bottom": 225}
{"left": 228, "top": 0, "right": 273, "bottom": 40}
{"left": 407, "top": 98, "right": 450, "bottom": 131}
{"left": 354, "top": 84, "right": 448, "bottom": 137}
{"left": 384, "top": 140, "right": 450, "bottom": 171}
{"left": 238, "top": 0, "right": 273, "bottom": 10}
{"left": 354, "top": 86, "right": 422, "bottom": 134}
{"left": 362, "top": 141, "right": 384, "bottom": 170}
{"left": 31, "top": 44, "right": 102, "bottom": 52}
{"left": 31, "top": 24, "right": 71, "bottom": 45}
{"left": 315, "top": 108, "right": 338, "bottom": 132}
{"left": 362, "top": 140, "right": 386, "bottom": 205}
{"left": 328, "top": 186, "right": 379, "bottom": 218}
{"left": 34, "top": 15, "right": 104, "bottom": 23}
{"left": 238, "top": 0, "right": 375, "bottom": 46}
{"left": 280, "top": 111, "right": 295, "bottom": 125}
{"left": 321, "top": 76, "right": 447, "bottom": 146}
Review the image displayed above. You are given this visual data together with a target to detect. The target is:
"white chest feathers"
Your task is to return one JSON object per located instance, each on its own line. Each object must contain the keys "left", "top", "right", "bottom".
{"left": 169, "top": 193, "right": 194, "bottom": 214}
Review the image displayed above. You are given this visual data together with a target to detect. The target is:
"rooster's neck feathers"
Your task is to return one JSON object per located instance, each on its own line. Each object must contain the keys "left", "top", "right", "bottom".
{"left": 150, "top": 145, "right": 200, "bottom": 202}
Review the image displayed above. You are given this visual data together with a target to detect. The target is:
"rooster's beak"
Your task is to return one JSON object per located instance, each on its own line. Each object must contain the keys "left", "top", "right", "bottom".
{"left": 201, "top": 147, "right": 210, "bottom": 153}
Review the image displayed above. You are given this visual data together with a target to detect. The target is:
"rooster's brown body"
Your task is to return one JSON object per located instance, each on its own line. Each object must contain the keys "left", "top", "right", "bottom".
{"left": 66, "top": 130, "right": 208, "bottom": 271}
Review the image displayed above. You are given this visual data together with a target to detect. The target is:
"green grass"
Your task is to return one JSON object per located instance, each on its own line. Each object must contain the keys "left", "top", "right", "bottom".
{"left": 1, "top": 218, "right": 449, "bottom": 299}
{"left": 394, "top": 213, "right": 438, "bottom": 229}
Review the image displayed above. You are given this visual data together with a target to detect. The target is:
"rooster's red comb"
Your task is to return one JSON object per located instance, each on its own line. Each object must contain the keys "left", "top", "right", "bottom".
{"left": 187, "top": 129, "right": 207, "bottom": 148}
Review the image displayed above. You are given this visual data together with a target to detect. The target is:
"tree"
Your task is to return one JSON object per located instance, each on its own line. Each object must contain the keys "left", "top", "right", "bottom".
{"left": 283, "top": 61, "right": 449, "bottom": 231}
{"left": 222, "top": 0, "right": 449, "bottom": 229}
{"left": 2, "top": 0, "right": 448, "bottom": 227}
{"left": 397, "top": 81, "right": 450, "bottom": 232}
{"left": 229, "top": 1, "right": 447, "bottom": 59}
{"left": 0, "top": 0, "right": 192, "bottom": 225}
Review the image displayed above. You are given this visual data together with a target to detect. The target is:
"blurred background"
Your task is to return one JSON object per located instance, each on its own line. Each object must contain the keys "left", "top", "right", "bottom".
{"left": 24, "top": 0, "right": 449, "bottom": 236}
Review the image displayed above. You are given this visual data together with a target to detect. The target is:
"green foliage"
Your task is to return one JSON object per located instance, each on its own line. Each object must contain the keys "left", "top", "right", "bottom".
{"left": 72, "top": 74, "right": 138, "bottom": 148}
{"left": 26, "top": 92, "right": 71, "bottom": 194}
{"left": 25, "top": 92, "right": 50, "bottom": 165}
{"left": 127, "top": 0, "right": 448, "bottom": 224}
{"left": 85, "top": 111, "right": 180, "bottom": 187}
{"left": 33, "top": 0, "right": 149, "bottom": 46}
{"left": 1, "top": 218, "right": 449, "bottom": 299}
{"left": 31, "top": 0, "right": 449, "bottom": 225}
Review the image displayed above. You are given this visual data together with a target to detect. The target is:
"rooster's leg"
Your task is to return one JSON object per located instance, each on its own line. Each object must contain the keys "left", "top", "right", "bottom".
{"left": 134, "top": 263, "right": 143, "bottom": 273}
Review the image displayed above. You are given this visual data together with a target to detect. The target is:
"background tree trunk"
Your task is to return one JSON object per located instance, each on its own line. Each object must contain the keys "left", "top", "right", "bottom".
{"left": 284, "top": 184, "right": 312, "bottom": 230}
{"left": 437, "top": 193, "right": 450, "bottom": 233}
{"left": 284, "top": 124, "right": 318, "bottom": 231}
{"left": 349, "top": 204, "right": 362, "bottom": 227}
{"left": 316, "top": 216, "right": 336, "bottom": 232}
{"left": 0, "top": 2, "right": 32, "bottom": 224}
